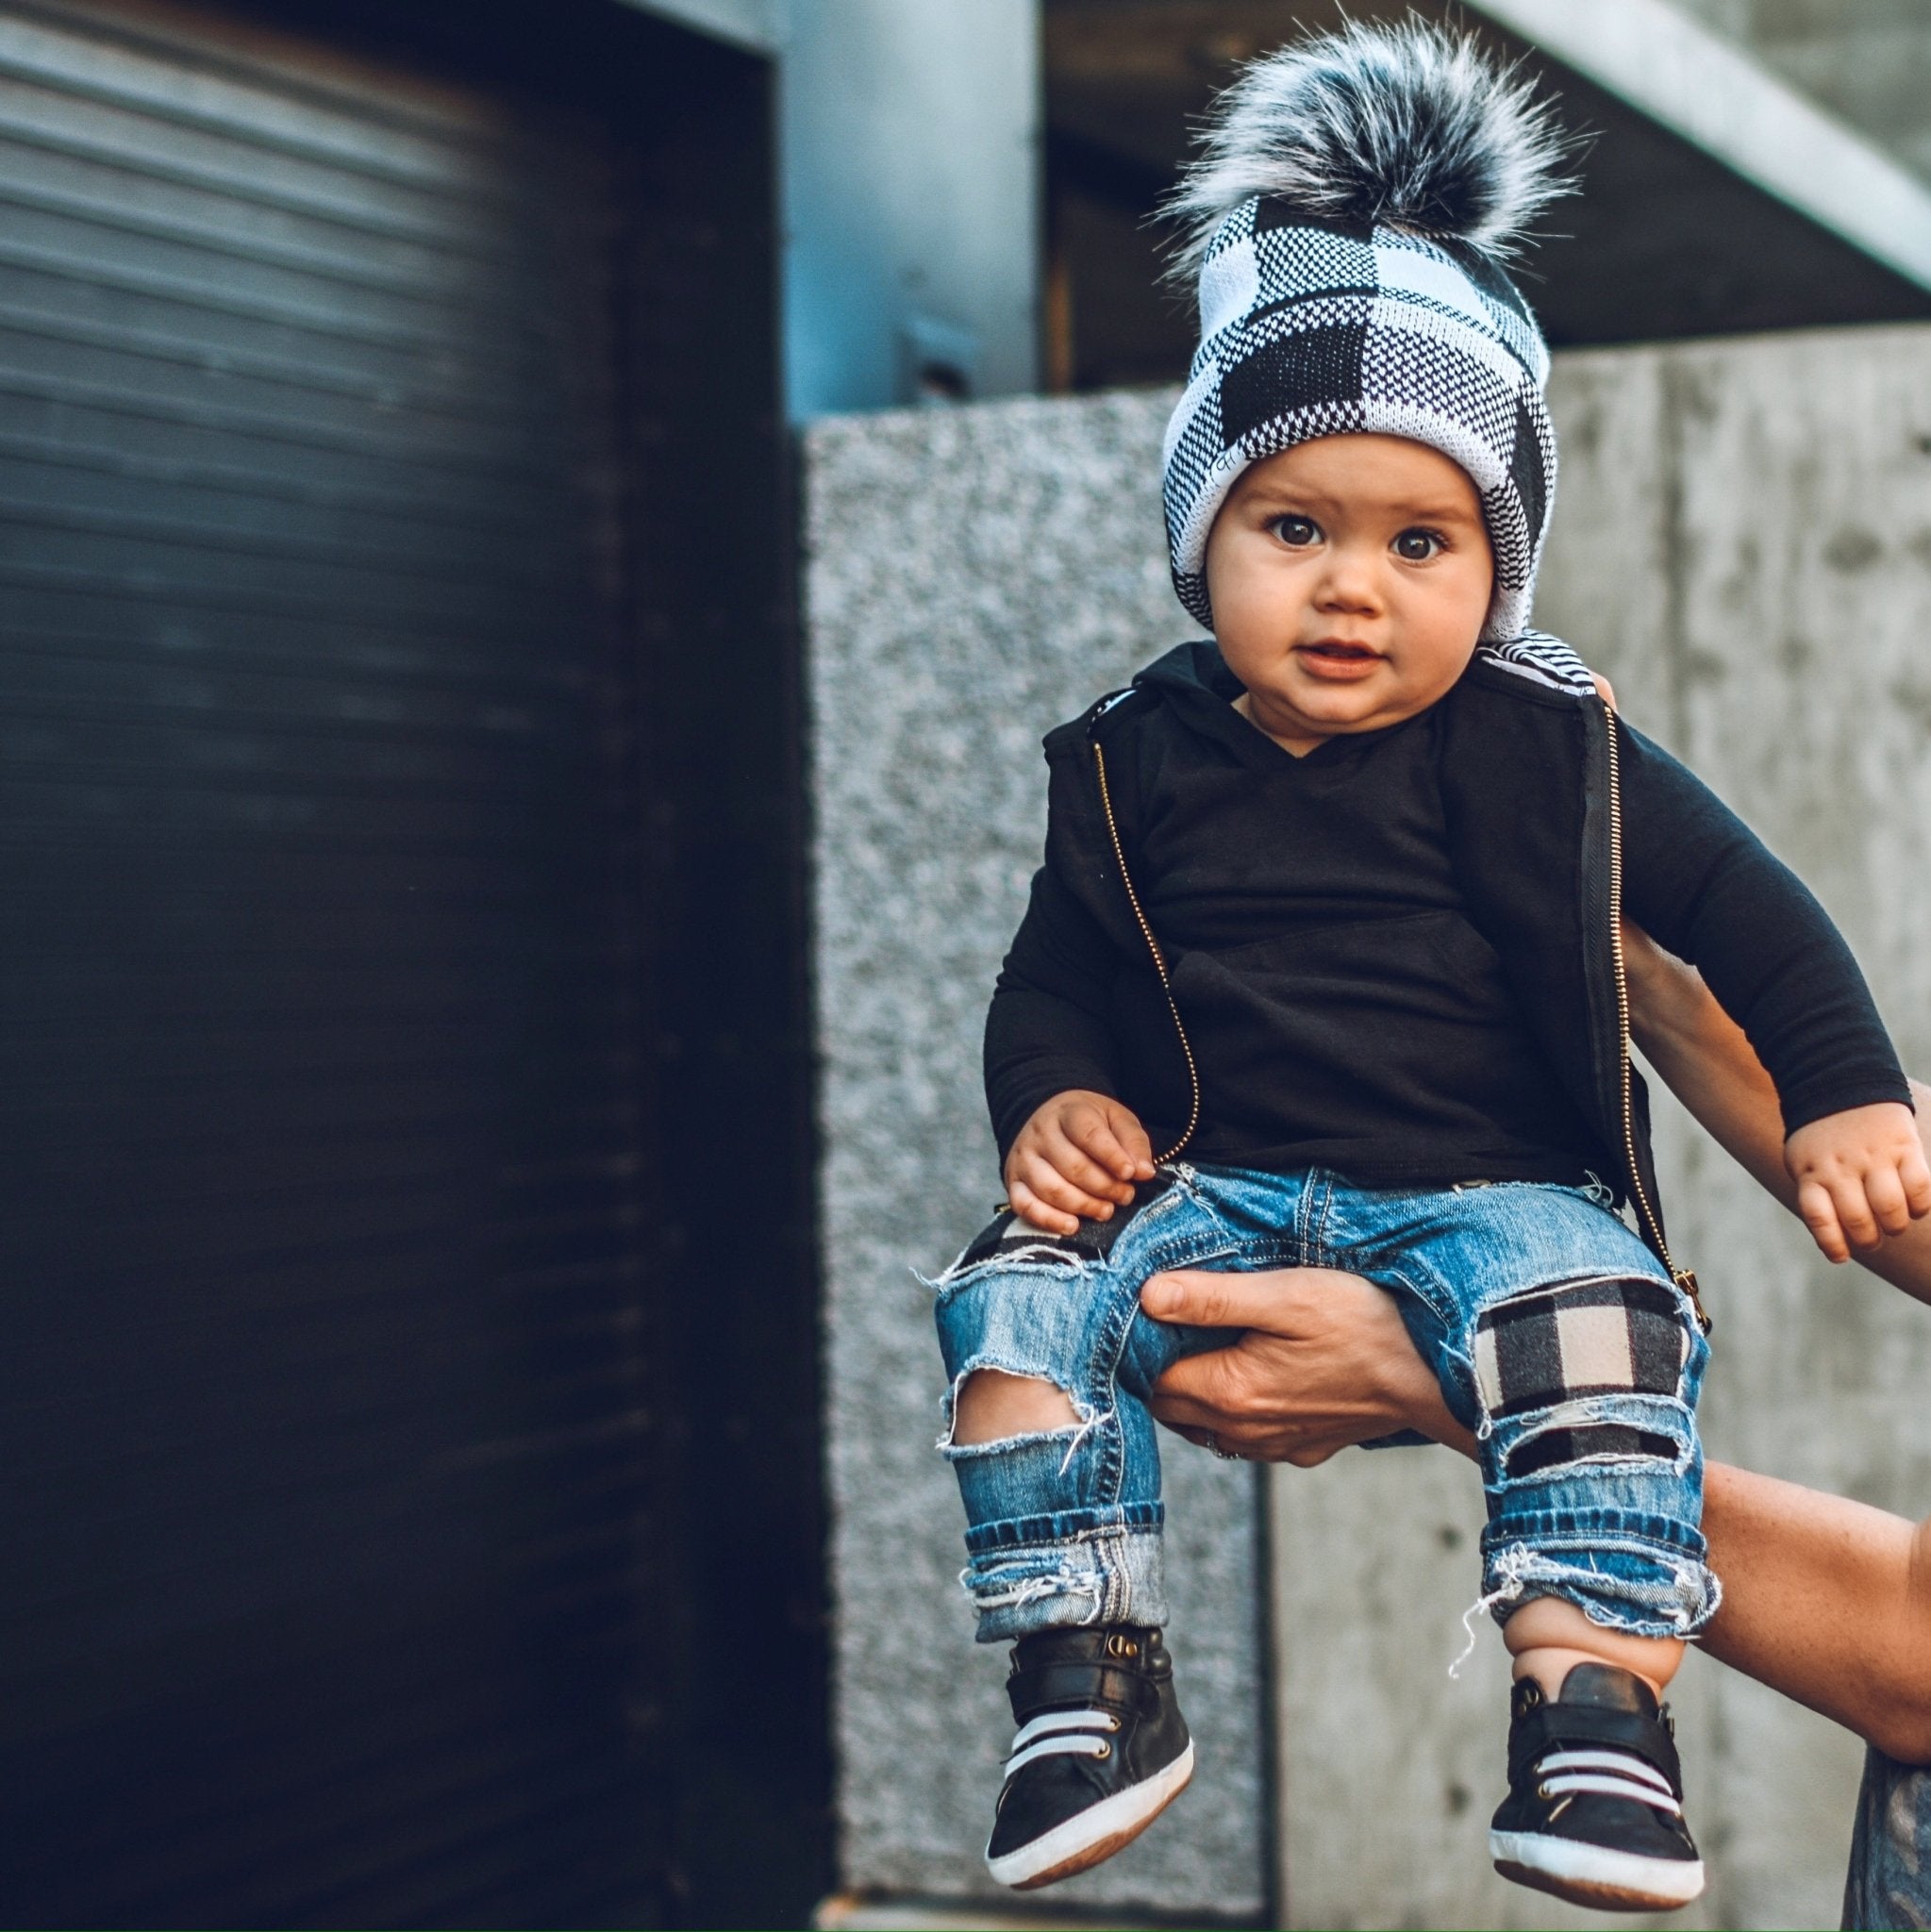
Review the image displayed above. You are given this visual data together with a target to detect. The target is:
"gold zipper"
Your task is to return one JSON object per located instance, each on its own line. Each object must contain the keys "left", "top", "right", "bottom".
{"left": 1605, "top": 707, "right": 1711, "bottom": 1335}
{"left": 1092, "top": 740, "right": 1200, "bottom": 1163}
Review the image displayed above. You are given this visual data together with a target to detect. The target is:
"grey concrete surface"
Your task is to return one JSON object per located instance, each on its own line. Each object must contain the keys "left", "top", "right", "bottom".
{"left": 1669, "top": 0, "right": 1931, "bottom": 186}
{"left": 805, "top": 393, "right": 1268, "bottom": 1918}
{"left": 784, "top": 0, "right": 1039, "bottom": 415}
{"left": 807, "top": 325, "right": 1931, "bottom": 1927}
{"left": 1270, "top": 325, "right": 1931, "bottom": 1930}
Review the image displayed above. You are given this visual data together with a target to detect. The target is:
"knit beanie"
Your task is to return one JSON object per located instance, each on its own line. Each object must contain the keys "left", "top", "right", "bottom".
{"left": 1159, "top": 23, "right": 1575, "bottom": 640}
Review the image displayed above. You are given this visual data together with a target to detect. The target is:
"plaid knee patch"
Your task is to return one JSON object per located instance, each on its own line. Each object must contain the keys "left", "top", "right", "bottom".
{"left": 951, "top": 1174, "right": 1177, "bottom": 1273}
{"left": 1473, "top": 1275, "right": 1688, "bottom": 1420}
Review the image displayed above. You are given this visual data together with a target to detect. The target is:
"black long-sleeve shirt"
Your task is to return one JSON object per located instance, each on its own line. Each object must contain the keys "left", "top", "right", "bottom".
{"left": 986, "top": 641, "right": 1909, "bottom": 1185}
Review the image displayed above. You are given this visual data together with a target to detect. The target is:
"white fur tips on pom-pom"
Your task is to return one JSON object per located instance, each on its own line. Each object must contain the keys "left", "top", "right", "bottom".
{"left": 1161, "top": 20, "right": 1578, "bottom": 281}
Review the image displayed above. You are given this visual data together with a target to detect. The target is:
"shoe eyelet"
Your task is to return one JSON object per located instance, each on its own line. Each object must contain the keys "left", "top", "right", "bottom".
{"left": 1536, "top": 1784, "right": 1552, "bottom": 1800}
{"left": 1095, "top": 1742, "right": 1111, "bottom": 1759}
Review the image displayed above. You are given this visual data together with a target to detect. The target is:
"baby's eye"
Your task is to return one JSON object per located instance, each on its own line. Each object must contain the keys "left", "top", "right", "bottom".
{"left": 1393, "top": 527, "right": 1444, "bottom": 561}
{"left": 1271, "top": 515, "right": 1321, "bottom": 547}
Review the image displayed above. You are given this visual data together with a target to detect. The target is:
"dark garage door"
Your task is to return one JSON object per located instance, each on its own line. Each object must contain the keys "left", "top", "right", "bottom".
{"left": 0, "top": 1, "right": 821, "bottom": 1924}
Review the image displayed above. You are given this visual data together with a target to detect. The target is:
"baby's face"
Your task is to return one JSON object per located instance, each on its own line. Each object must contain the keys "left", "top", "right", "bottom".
{"left": 1204, "top": 434, "right": 1494, "bottom": 756}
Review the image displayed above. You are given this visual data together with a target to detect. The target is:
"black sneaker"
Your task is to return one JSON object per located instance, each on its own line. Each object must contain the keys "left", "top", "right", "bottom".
{"left": 984, "top": 1624, "right": 1195, "bottom": 1890}
{"left": 1490, "top": 1661, "right": 1705, "bottom": 1912}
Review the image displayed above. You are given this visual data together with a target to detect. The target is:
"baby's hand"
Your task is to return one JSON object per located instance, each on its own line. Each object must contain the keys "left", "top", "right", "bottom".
{"left": 1004, "top": 1091, "right": 1157, "bottom": 1236}
{"left": 1785, "top": 1101, "right": 1931, "bottom": 1262}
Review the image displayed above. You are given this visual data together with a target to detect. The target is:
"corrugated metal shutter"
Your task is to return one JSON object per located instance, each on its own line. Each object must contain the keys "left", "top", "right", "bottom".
{"left": 0, "top": 0, "right": 676, "bottom": 1921}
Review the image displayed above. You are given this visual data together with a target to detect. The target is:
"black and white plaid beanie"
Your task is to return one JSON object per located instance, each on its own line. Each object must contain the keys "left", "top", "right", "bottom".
{"left": 1159, "top": 23, "right": 1576, "bottom": 640}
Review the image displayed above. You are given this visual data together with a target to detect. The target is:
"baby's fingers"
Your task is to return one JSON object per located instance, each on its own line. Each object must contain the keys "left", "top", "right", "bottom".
{"left": 1007, "top": 1178, "right": 1082, "bottom": 1237}
{"left": 1043, "top": 1126, "right": 1135, "bottom": 1204}
{"left": 1797, "top": 1177, "right": 1850, "bottom": 1263}
{"left": 1062, "top": 1109, "right": 1150, "bottom": 1187}
{"left": 1098, "top": 1104, "right": 1157, "bottom": 1180}
{"left": 1903, "top": 1141, "right": 1931, "bottom": 1220}
{"left": 1013, "top": 1152, "right": 1116, "bottom": 1225}
{"left": 1832, "top": 1173, "right": 1885, "bottom": 1251}
{"left": 1864, "top": 1161, "right": 1914, "bottom": 1240}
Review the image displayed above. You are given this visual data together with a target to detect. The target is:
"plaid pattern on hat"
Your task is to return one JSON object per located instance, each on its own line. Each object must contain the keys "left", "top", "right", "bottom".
{"left": 1473, "top": 1275, "right": 1690, "bottom": 1421}
{"left": 1160, "top": 196, "right": 1556, "bottom": 641}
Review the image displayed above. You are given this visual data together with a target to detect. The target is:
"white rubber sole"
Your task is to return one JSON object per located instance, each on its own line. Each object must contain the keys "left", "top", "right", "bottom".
{"left": 1492, "top": 1828, "right": 1706, "bottom": 1912}
{"left": 986, "top": 1742, "right": 1196, "bottom": 1890}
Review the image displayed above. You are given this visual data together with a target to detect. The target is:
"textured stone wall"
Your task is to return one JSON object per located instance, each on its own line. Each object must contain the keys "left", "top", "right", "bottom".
{"left": 804, "top": 393, "right": 1269, "bottom": 1919}
{"left": 807, "top": 325, "right": 1931, "bottom": 1928}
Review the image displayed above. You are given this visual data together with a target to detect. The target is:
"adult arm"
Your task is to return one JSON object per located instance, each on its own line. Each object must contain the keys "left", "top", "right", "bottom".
{"left": 1625, "top": 922, "right": 1931, "bottom": 1306}
{"left": 1617, "top": 721, "right": 1911, "bottom": 1134}
{"left": 1141, "top": 1268, "right": 1931, "bottom": 1761}
{"left": 1698, "top": 1461, "right": 1931, "bottom": 1764}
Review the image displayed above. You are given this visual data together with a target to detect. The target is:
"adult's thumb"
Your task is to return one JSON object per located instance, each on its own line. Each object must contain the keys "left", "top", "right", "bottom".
{"left": 1140, "top": 1269, "right": 1263, "bottom": 1326}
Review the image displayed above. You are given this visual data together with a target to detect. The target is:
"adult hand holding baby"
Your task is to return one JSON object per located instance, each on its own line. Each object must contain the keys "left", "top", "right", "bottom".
{"left": 1140, "top": 1267, "right": 1471, "bottom": 1466}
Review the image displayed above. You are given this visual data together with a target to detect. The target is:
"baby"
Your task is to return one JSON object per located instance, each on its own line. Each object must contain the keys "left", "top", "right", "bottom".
{"left": 925, "top": 23, "right": 1930, "bottom": 1913}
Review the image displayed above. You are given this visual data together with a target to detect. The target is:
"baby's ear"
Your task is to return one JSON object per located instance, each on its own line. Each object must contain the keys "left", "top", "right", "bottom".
{"left": 1590, "top": 671, "right": 1618, "bottom": 711}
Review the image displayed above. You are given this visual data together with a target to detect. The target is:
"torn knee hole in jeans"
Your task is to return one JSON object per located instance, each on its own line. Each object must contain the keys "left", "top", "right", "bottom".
{"left": 939, "top": 1359, "right": 1099, "bottom": 1467}
{"left": 1502, "top": 1401, "right": 1688, "bottom": 1479}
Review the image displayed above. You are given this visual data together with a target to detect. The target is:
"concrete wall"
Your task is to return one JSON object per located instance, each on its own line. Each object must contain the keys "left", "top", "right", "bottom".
{"left": 1668, "top": 0, "right": 1931, "bottom": 185}
{"left": 806, "top": 324, "right": 1931, "bottom": 1926}
{"left": 783, "top": 0, "right": 1040, "bottom": 415}
{"left": 624, "top": 0, "right": 1043, "bottom": 417}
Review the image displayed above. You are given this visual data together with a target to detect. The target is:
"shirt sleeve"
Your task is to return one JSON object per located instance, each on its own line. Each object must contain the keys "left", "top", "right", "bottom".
{"left": 983, "top": 855, "right": 1125, "bottom": 1163}
{"left": 1617, "top": 720, "right": 1911, "bottom": 1133}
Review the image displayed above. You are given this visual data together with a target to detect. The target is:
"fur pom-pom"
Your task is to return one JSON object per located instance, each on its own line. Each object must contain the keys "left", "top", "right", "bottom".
{"left": 1161, "top": 20, "right": 1577, "bottom": 281}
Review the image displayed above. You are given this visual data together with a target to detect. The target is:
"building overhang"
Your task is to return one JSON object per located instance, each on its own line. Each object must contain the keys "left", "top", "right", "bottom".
{"left": 614, "top": 0, "right": 784, "bottom": 57}
{"left": 1472, "top": 0, "right": 1931, "bottom": 293}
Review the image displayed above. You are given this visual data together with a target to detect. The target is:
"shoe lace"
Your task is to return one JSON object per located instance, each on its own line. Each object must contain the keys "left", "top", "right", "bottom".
{"left": 1533, "top": 1746, "right": 1682, "bottom": 1817}
{"left": 1002, "top": 1708, "right": 1121, "bottom": 1781}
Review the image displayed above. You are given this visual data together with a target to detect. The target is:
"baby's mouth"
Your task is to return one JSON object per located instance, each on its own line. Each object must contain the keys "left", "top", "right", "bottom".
{"left": 1296, "top": 639, "right": 1384, "bottom": 674}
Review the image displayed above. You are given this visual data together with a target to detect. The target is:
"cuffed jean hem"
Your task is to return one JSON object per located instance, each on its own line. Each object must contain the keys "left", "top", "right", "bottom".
{"left": 959, "top": 1510, "right": 1167, "bottom": 1643}
{"left": 1478, "top": 1510, "right": 1721, "bottom": 1639}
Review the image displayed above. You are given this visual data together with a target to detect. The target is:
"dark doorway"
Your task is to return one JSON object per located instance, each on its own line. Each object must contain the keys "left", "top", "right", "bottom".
{"left": 0, "top": 0, "right": 824, "bottom": 1924}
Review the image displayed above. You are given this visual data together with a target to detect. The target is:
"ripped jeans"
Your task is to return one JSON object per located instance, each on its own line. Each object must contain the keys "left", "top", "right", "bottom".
{"left": 930, "top": 1162, "right": 1716, "bottom": 1645}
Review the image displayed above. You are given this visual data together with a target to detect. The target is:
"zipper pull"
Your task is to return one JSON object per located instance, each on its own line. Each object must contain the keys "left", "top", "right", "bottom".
{"left": 1674, "top": 1269, "right": 1712, "bottom": 1337}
